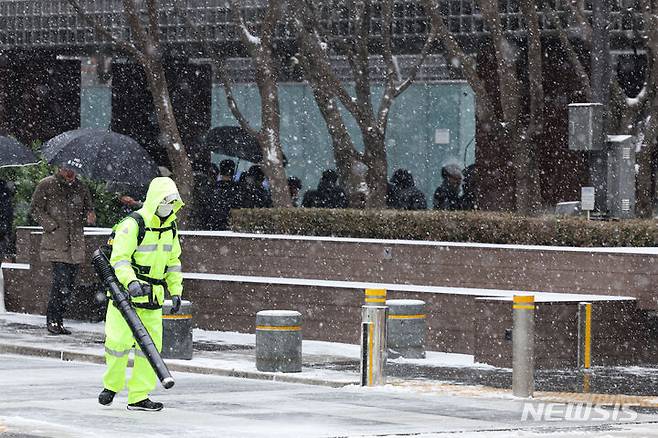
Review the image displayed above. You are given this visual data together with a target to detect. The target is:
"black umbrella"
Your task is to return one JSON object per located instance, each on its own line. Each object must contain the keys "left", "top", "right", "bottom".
{"left": 206, "top": 126, "right": 262, "bottom": 163}
{"left": 0, "top": 136, "right": 39, "bottom": 168}
{"left": 42, "top": 128, "right": 158, "bottom": 187}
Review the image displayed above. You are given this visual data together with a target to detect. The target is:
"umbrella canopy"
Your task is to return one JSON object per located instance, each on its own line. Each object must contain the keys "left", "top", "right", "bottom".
{"left": 206, "top": 126, "right": 262, "bottom": 163}
{"left": 42, "top": 129, "right": 159, "bottom": 187}
{"left": 0, "top": 136, "right": 39, "bottom": 168}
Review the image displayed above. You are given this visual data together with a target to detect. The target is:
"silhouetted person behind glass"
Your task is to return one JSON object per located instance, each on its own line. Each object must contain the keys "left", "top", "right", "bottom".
{"left": 0, "top": 179, "right": 14, "bottom": 260}
{"left": 209, "top": 159, "right": 241, "bottom": 229}
{"left": 302, "top": 169, "right": 348, "bottom": 208}
{"left": 386, "top": 169, "right": 426, "bottom": 210}
{"left": 460, "top": 164, "right": 478, "bottom": 210}
{"left": 287, "top": 176, "right": 302, "bottom": 207}
{"left": 238, "top": 165, "right": 272, "bottom": 209}
{"left": 433, "top": 164, "right": 463, "bottom": 211}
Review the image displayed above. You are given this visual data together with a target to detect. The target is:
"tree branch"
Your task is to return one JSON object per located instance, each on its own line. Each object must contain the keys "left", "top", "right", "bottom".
{"left": 146, "top": 0, "right": 161, "bottom": 47}
{"left": 261, "top": 0, "right": 284, "bottom": 48}
{"left": 519, "top": 0, "right": 544, "bottom": 131}
{"left": 545, "top": 7, "right": 591, "bottom": 100}
{"left": 66, "top": 0, "right": 143, "bottom": 60}
{"left": 293, "top": 1, "right": 363, "bottom": 116}
{"left": 228, "top": 0, "right": 261, "bottom": 56}
{"left": 569, "top": 0, "right": 593, "bottom": 42}
{"left": 377, "top": 0, "right": 439, "bottom": 129}
{"left": 479, "top": 0, "right": 521, "bottom": 122}
{"left": 217, "top": 65, "right": 260, "bottom": 139}
{"left": 421, "top": 0, "right": 494, "bottom": 120}
{"left": 174, "top": 0, "right": 259, "bottom": 139}
{"left": 392, "top": 22, "right": 437, "bottom": 98}
{"left": 381, "top": 0, "right": 397, "bottom": 99}
{"left": 354, "top": 1, "right": 374, "bottom": 123}
{"left": 122, "top": 0, "right": 152, "bottom": 55}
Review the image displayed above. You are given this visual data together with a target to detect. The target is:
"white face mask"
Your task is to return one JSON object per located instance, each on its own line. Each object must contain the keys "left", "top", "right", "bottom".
{"left": 156, "top": 202, "right": 174, "bottom": 217}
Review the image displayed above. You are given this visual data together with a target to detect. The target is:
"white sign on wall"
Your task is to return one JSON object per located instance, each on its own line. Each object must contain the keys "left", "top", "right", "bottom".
{"left": 581, "top": 187, "right": 595, "bottom": 211}
{"left": 434, "top": 129, "right": 450, "bottom": 145}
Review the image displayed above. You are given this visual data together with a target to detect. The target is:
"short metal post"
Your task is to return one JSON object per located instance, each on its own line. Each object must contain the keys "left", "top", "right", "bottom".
{"left": 578, "top": 302, "right": 592, "bottom": 369}
{"left": 360, "top": 305, "right": 388, "bottom": 386}
{"left": 512, "top": 295, "right": 535, "bottom": 398}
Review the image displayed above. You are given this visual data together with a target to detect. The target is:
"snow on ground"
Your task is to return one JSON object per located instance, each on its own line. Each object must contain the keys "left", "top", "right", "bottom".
{"left": 0, "top": 311, "right": 104, "bottom": 334}
{"left": 194, "top": 326, "right": 491, "bottom": 367}
{"left": 2, "top": 312, "right": 491, "bottom": 369}
{"left": 356, "top": 429, "right": 658, "bottom": 438}
{"left": 5, "top": 354, "right": 658, "bottom": 438}
{"left": 390, "top": 351, "right": 497, "bottom": 369}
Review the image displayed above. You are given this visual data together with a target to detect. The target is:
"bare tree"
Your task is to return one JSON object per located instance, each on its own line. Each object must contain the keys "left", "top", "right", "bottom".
{"left": 175, "top": 0, "right": 291, "bottom": 207}
{"left": 67, "top": 0, "right": 195, "bottom": 224}
{"left": 422, "top": 0, "right": 545, "bottom": 214}
{"left": 551, "top": 1, "right": 658, "bottom": 217}
{"left": 292, "top": 0, "right": 438, "bottom": 208}
{"left": 220, "top": 0, "right": 291, "bottom": 207}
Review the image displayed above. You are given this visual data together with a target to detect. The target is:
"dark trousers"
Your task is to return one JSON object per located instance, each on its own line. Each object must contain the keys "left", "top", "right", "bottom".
{"left": 46, "top": 262, "right": 79, "bottom": 325}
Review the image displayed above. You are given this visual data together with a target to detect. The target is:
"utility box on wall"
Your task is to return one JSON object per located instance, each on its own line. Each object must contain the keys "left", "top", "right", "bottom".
{"left": 568, "top": 103, "right": 605, "bottom": 151}
{"left": 606, "top": 135, "right": 636, "bottom": 219}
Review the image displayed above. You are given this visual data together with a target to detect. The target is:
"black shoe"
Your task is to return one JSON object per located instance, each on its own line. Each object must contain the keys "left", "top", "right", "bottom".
{"left": 57, "top": 323, "right": 71, "bottom": 335}
{"left": 98, "top": 388, "right": 116, "bottom": 406}
{"left": 47, "top": 322, "right": 62, "bottom": 335}
{"left": 127, "top": 398, "right": 163, "bottom": 411}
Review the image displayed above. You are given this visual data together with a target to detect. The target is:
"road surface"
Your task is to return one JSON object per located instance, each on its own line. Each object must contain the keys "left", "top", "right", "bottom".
{"left": 2, "top": 354, "right": 658, "bottom": 438}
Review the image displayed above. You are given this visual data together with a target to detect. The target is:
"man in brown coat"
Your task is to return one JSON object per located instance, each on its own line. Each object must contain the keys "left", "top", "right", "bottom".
{"left": 30, "top": 166, "right": 96, "bottom": 335}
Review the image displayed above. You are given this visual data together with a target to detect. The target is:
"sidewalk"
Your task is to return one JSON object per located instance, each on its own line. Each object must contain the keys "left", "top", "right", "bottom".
{"left": 2, "top": 312, "right": 658, "bottom": 406}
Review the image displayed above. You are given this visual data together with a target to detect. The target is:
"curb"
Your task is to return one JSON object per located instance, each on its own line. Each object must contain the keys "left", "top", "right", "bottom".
{"left": 534, "top": 391, "right": 658, "bottom": 408}
{"left": 388, "top": 380, "right": 658, "bottom": 408}
{"left": 0, "top": 343, "right": 356, "bottom": 389}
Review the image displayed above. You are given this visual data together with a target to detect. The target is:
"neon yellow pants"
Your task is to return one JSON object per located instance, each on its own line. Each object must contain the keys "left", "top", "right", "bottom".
{"left": 102, "top": 303, "right": 163, "bottom": 404}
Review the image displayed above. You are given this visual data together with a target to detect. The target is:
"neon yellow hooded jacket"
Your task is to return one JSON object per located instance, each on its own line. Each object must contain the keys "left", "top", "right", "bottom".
{"left": 110, "top": 177, "right": 184, "bottom": 307}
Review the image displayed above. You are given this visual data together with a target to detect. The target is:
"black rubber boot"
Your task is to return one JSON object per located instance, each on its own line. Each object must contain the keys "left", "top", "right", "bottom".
{"left": 98, "top": 388, "right": 116, "bottom": 406}
{"left": 127, "top": 398, "right": 163, "bottom": 411}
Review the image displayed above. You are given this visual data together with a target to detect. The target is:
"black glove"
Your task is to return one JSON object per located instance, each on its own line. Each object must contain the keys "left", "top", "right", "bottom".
{"left": 127, "top": 281, "right": 150, "bottom": 299}
{"left": 170, "top": 295, "right": 182, "bottom": 314}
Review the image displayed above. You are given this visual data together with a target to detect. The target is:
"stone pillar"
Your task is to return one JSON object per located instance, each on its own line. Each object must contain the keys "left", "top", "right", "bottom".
{"left": 255, "top": 310, "right": 302, "bottom": 373}
{"left": 386, "top": 299, "right": 426, "bottom": 359}
{"left": 161, "top": 299, "right": 193, "bottom": 360}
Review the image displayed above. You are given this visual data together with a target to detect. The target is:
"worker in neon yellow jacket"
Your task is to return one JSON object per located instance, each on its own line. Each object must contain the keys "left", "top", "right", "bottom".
{"left": 99, "top": 177, "right": 184, "bottom": 411}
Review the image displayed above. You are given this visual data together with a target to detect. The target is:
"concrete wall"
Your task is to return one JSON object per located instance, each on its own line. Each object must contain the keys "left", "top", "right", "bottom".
{"left": 5, "top": 227, "right": 657, "bottom": 368}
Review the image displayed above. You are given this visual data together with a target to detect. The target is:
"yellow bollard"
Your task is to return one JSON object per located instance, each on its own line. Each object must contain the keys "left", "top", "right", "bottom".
{"left": 364, "top": 289, "right": 387, "bottom": 305}
{"left": 578, "top": 302, "right": 593, "bottom": 369}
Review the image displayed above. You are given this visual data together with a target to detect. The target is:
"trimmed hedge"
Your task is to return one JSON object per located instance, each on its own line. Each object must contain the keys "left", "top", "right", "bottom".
{"left": 230, "top": 208, "right": 658, "bottom": 247}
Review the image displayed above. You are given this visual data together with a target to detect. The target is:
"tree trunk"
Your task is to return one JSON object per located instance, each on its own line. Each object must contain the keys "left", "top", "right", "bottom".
{"left": 636, "top": 148, "right": 655, "bottom": 217}
{"left": 363, "top": 129, "right": 388, "bottom": 208}
{"left": 311, "top": 87, "right": 365, "bottom": 207}
{"left": 255, "top": 52, "right": 291, "bottom": 208}
{"left": 636, "top": 101, "right": 658, "bottom": 217}
{"left": 510, "top": 126, "right": 540, "bottom": 214}
{"left": 143, "top": 59, "right": 194, "bottom": 226}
